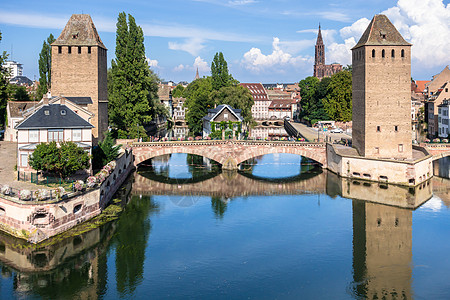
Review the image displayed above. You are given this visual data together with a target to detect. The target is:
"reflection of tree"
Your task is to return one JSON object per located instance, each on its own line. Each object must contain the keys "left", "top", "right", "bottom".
{"left": 114, "top": 195, "right": 160, "bottom": 296}
{"left": 211, "top": 196, "right": 228, "bottom": 219}
{"left": 187, "top": 154, "right": 221, "bottom": 177}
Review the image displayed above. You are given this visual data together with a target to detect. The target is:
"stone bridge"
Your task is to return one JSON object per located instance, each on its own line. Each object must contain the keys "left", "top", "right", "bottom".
{"left": 422, "top": 143, "right": 450, "bottom": 161}
{"left": 132, "top": 140, "right": 327, "bottom": 170}
{"left": 132, "top": 171, "right": 327, "bottom": 197}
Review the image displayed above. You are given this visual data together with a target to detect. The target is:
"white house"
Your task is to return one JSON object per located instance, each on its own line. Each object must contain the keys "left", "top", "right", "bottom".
{"left": 15, "top": 100, "right": 94, "bottom": 173}
{"left": 203, "top": 104, "right": 244, "bottom": 139}
{"left": 438, "top": 99, "right": 450, "bottom": 138}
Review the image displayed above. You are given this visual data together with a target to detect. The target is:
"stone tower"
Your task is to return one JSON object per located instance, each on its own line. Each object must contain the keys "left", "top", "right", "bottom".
{"left": 51, "top": 14, "right": 108, "bottom": 142}
{"left": 314, "top": 25, "right": 325, "bottom": 78}
{"left": 352, "top": 14, "right": 412, "bottom": 159}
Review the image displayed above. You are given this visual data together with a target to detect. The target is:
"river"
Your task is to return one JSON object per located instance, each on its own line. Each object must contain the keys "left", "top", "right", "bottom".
{"left": 1, "top": 153, "right": 450, "bottom": 299}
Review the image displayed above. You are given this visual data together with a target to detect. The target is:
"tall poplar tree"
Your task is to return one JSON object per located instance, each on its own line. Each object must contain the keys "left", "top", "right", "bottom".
{"left": 109, "top": 12, "right": 163, "bottom": 138}
{"left": 0, "top": 32, "right": 9, "bottom": 128}
{"left": 37, "top": 34, "right": 55, "bottom": 100}
{"left": 211, "top": 52, "right": 230, "bottom": 91}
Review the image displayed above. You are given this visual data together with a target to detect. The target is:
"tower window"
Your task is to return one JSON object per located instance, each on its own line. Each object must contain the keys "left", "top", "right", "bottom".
{"left": 68, "top": 46, "right": 71, "bottom": 54}
{"left": 372, "top": 49, "right": 375, "bottom": 58}
{"left": 377, "top": 126, "right": 381, "bottom": 132}
{"left": 391, "top": 49, "right": 395, "bottom": 58}
{"left": 78, "top": 46, "right": 81, "bottom": 54}
{"left": 58, "top": 46, "right": 62, "bottom": 54}
{"left": 382, "top": 49, "right": 385, "bottom": 58}
{"left": 398, "top": 144, "right": 404, "bottom": 152}
{"left": 395, "top": 125, "right": 398, "bottom": 132}
{"left": 401, "top": 49, "right": 405, "bottom": 58}
{"left": 88, "top": 46, "right": 91, "bottom": 54}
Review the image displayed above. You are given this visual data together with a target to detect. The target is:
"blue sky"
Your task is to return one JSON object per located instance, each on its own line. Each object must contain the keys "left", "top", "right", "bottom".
{"left": 0, "top": 0, "right": 449, "bottom": 83}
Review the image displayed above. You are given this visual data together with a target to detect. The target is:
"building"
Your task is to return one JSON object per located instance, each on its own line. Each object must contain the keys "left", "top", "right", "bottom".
{"left": 157, "top": 83, "right": 174, "bottom": 117}
{"left": 203, "top": 104, "right": 243, "bottom": 139}
{"left": 240, "top": 83, "right": 270, "bottom": 120}
{"left": 438, "top": 99, "right": 450, "bottom": 138}
{"left": 352, "top": 14, "right": 412, "bottom": 159}
{"left": 313, "top": 25, "right": 342, "bottom": 79}
{"left": 172, "top": 97, "right": 189, "bottom": 139}
{"left": 15, "top": 99, "right": 93, "bottom": 173}
{"left": 2, "top": 61, "right": 23, "bottom": 79}
{"left": 4, "top": 101, "right": 37, "bottom": 142}
{"left": 427, "top": 81, "right": 450, "bottom": 136}
{"left": 268, "top": 100, "right": 292, "bottom": 120}
{"left": 424, "top": 66, "right": 450, "bottom": 97}
{"left": 51, "top": 14, "right": 108, "bottom": 142}
{"left": 9, "top": 76, "right": 33, "bottom": 86}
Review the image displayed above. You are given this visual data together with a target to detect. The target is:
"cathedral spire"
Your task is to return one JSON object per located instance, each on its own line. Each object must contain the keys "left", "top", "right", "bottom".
{"left": 316, "top": 23, "right": 323, "bottom": 45}
{"left": 195, "top": 67, "right": 199, "bottom": 80}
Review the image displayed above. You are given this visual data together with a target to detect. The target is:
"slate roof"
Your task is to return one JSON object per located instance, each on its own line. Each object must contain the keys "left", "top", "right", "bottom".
{"left": 64, "top": 97, "right": 93, "bottom": 105}
{"left": 8, "top": 101, "right": 38, "bottom": 118}
{"left": 203, "top": 104, "right": 243, "bottom": 122}
{"left": 9, "top": 76, "right": 33, "bottom": 86}
{"left": 52, "top": 14, "right": 106, "bottom": 49}
{"left": 352, "top": 14, "right": 411, "bottom": 49}
{"left": 16, "top": 104, "right": 94, "bottom": 130}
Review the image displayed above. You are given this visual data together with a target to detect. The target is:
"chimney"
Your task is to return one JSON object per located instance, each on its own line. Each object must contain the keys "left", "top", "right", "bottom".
{"left": 60, "top": 97, "right": 65, "bottom": 106}
{"left": 43, "top": 96, "right": 49, "bottom": 105}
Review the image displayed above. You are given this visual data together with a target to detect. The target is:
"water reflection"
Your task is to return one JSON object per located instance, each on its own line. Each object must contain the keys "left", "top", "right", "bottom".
{"left": 0, "top": 153, "right": 448, "bottom": 299}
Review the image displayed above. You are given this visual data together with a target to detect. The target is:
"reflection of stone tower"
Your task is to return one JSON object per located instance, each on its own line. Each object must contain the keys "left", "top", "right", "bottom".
{"left": 51, "top": 14, "right": 108, "bottom": 142}
{"left": 352, "top": 15, "right": 412, "bottom": 159}
{"left": 352, "top": 201, "right": 412, "bottom": 299}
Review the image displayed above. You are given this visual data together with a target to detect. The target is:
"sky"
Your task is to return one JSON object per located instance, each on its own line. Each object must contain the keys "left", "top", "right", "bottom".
{"left": 0, "top": 0, "right": 449, "bottom": 84}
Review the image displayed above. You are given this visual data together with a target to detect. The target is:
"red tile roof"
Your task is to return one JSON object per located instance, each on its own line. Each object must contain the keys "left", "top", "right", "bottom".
{"left": 240, "top": 83, "right": 268, "bottom": 101}
{"left": 414, "top": 80, "right": 430, "bottom": 93}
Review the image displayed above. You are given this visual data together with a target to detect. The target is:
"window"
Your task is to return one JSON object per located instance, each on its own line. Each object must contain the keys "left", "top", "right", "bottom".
{"left": 224, "top": 113, "right": 228, "bottom": 119}
{"left": 88, "top": 46, "right": 91, "bottom": 54}
{"left": 68, "top": 46, "right": 71, "bottom": 54}
{"left": 21, "top": 154, "right": 28, "bottom": 167}
{"left": 401, "top": 49, "right": 405, "bottom": 57}
{"left": 394, "top": 125, "right": 398, "bottom": 132}
{"left": 398, "top": 144, "right": 404, "bottom": 152}
{"left": 48, "top": 129, "right": 64, "bottom": 142}
{"left": 446, "top": 88, "right": 448, "bottom": 92}
{"left": 375, "top": 147, "right": 379, "bottom": 154}
{"left": 29, "top": 130, "right": 39, "bottom": 142}
{"left": 78, "top": 46, "right": 81, "bottom": 54}
{"left": 382, "top": 49, "right": 385, "bottom": 58}
{"left": 377, "top": 126, "right": 381, "bottom": 132}
{"left": 72, "top": 129, "right": 82, "bottom": 142}
{"left": 58, "top": 46, "right": 62, "bottom": 54}
{"left": 372, "top": 49, "right": 375, "bottom": 57}
{"left": 391, "top": 49, "right": 395, "bottom": 57}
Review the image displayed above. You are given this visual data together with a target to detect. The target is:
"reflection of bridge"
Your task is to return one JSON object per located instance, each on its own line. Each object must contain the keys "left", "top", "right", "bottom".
{"left": 423, "top": 143, "right": 450, "bottom": 161}
{"left": 132, "top": 171, "right": 327, "bottom": 197}
{"left": 132, "top": 140, "right": 327, "bottom": 170}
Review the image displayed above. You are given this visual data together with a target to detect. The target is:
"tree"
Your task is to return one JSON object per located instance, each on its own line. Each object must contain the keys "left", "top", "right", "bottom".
{"left": 0, "top": 32, "right": 9, "bottom": 128}
{"left": 37, "top": 34, "right": 55, "bottom": 101}
{"left": 7, "top": 85, "right": 30, "bottom": 101}
{"left": 171, "top": 84, "right": 185, "bottom": 98}
{"left": 93, "top": 132, "right": 121, "bottom": 169}
{"left": 29, "top": 142, "right": 91, "bottom": 178}
{"left": 324, "top": 70, "right": 352, "bottom": 121}
{"left": 210, "top": 85, "right": 254, "bottom": 126}
{"left": 298, "top": 76, "right": 320, "bottom": 124}
{"left": 211, "top": 52, "right": 231, "bottom": 91}
{"left": 184, "top": 77, "right": 214, "bottom": 136}
{"left": 109, "top": 12, "right": 165, "bottom": 139}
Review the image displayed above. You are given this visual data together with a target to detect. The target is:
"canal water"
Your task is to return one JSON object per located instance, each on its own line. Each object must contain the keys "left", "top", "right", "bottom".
{"left": 1, "top": 153, "right": 450, "bottom": 299}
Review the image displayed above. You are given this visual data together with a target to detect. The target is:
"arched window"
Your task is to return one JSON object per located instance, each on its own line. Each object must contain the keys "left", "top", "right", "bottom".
{"left": 372, "top": 49, "right": 375, "bottom": 58}
{"left": 382, "top": 49, "right": 385, "bottom": 58}
{"left": 391, "top": 49, "right": 395, "bottom": 58}
{"left": 401, "top": 49, "right": 405, "bottom": 58}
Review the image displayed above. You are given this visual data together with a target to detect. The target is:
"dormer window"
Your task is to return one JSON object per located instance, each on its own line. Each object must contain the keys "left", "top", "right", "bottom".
{"left": 72, "top": 32, "right": 79, "bottom": 39}
{"left": 44, "top": 110, "right": 50, "bottom": 116}
{"left": 380, "top": 30, "right": 386, "bottom": 39}
{"left": 61, "top": 110, "right": 66, "bottom": 116}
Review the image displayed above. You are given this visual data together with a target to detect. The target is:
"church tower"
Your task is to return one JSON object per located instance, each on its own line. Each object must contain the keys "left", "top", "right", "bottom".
{"left": 352, "top": 14, "right": 412, "bottom": 159}
{"left": 314, "top": 25, "right": 325, "bottom": 79}
{"left": 51, "top": 14, "right": 108, "bottom": 142}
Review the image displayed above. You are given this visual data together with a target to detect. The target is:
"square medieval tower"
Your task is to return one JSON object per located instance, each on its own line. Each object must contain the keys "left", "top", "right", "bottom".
{"left": 352, "top": 15, "right": 412, "bottom": 159}
{"left": 51, "top": 14, "right": 108, "bottom": 142}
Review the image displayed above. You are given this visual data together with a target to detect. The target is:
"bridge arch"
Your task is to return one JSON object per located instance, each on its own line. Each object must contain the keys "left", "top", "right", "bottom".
{"left": 134, "top": 147, "right": 226, "bottom": 167}
{"left": 235, "top": 147, "right": 326, "bottom": 167}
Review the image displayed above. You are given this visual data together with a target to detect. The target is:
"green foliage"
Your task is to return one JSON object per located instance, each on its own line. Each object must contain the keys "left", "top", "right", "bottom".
{"left": 37, "top": 34, "right": 55, "bottom": 101}
{"left": 210, "top": 85, "right": 254, "bottom": 127}
{"left": 109, "top": 12, "right": 164, "bottom": 138}
{"left": 7, "top": 84, "right": 30, "bottom": 101}
{"left": 29, "top": 142, "right": 91, "bottom": 178}
{"left": 171, "top": 84, "right": 185, "bottom": 98}
{"left": 324, "top": 70, "right": 352, "bottom": 122}
{"left": 298, "top": 76, "right": 321, "bottom": 124}
{"left": 211, "top": 52, "right": 231, "bottom": 91}
{"left": 93, "top": 132, "right": 121, "bottom": 169}
{"left": 184, "top": 77, "right": 214, "bottom": 136}
{"left": 0, "top": 31, "right": 9, "bottom": 128}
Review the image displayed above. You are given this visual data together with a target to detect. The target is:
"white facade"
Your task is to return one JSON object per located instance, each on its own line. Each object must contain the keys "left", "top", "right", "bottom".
{"left": 438, "top": 100, "right": 450, "bottom": 138}
{"left": 3, "top": 61, "right": 23, "bottom": 78}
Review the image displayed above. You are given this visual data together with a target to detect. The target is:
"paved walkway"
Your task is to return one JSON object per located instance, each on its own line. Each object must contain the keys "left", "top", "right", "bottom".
{"left": 288, "top": 121, "right": 352, "bottom": 143}
{"left": 0, "top": 141, "right": 41, "bottom": 190}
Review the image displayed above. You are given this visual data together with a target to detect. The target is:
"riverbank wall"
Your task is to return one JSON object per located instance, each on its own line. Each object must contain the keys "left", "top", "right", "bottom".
{"left": 0, "top": 149, "right": 134, "bottom": 243}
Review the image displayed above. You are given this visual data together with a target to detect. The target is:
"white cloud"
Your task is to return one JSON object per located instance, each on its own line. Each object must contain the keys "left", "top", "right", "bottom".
{"left": 193, "top": 56, "right": 209, "bottom": 72}
{"left": 168, "top": 38, "right": 205, "bottom": 56}
{"left": 327, "top": 0, "right": 450, "bottom": 69}
{"left": 146, "top": 57, "right": 159, "bottom": 68}
{"left": 174, "top": 64, "right": 186, "bottom": 72}
{"left": 228, "top": 0, "right": 257, "bottom": 5}
{"left": 241, "top": 37, "right": 312, "bottom": 73}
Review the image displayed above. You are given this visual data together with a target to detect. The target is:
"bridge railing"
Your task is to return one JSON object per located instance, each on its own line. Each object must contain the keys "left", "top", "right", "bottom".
{"left": 131, "top": 140, "right": 325, "bottom": 148}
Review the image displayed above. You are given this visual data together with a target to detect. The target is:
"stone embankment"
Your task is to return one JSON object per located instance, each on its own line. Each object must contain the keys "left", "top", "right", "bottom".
{"left": 0, "top": 149, "right": 134, "bottom": 243}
